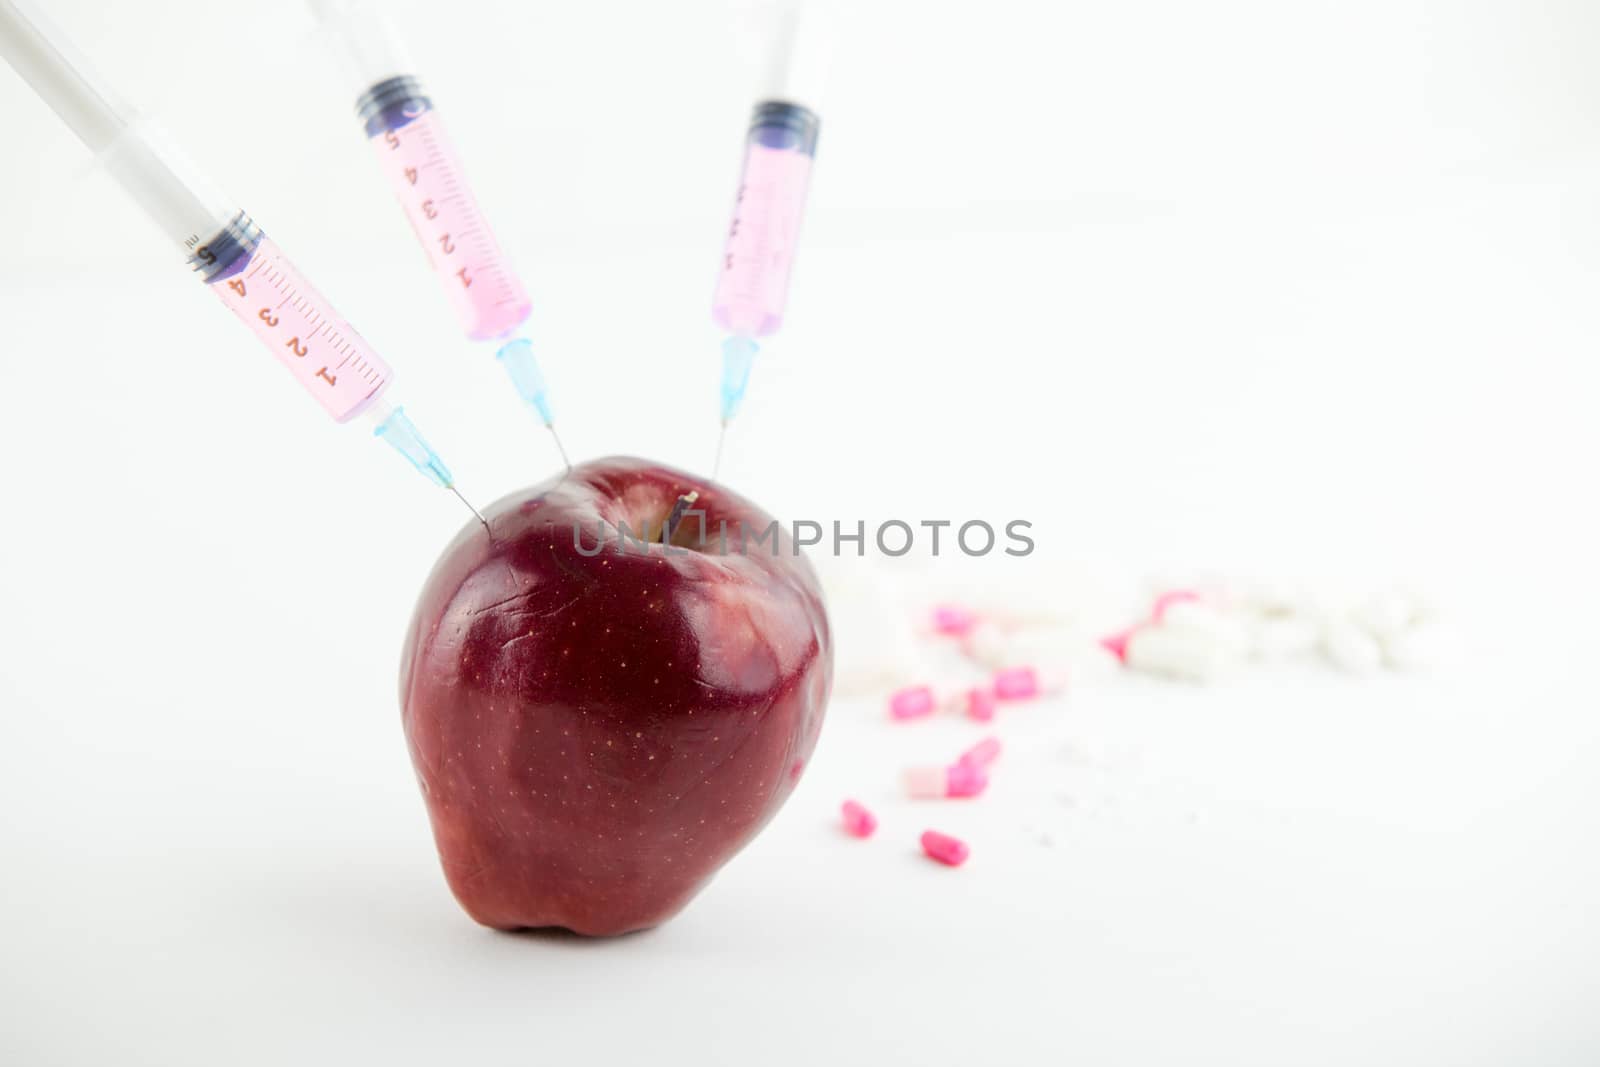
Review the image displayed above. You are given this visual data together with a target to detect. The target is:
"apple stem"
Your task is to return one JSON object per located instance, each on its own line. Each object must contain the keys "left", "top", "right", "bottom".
{"left": 662, "top": 491, "right": 700, "bottom": 546}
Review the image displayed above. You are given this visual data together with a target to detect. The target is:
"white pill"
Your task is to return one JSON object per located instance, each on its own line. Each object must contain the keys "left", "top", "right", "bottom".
{"left": 1125, "top": 625, "right": 1238, "bottom": 683}
{"left": 1160, "top": 600, "right": 1253, "bottom": 653}
{"left": 814, "top": 561, "right": 931, "bottom": 698}
{"left": 1250, "top": 615, "right": 1322, "bottom": 660}
{"left": 1321, "top": 619, "right": 1385, "bottom": 674}
{"left": 1382, "top": 621, "right": 1453, "bottom": 671}
{"left": 1072, "top": 640, "right": 1125, "bottom": 682}
{"left": 963, "top": 621, "right": 1119, "bottom": 684}
{"left": 960, "top": 619, "right": 1015, "bottom": 670}
{"left": 1354, "top": 590, "right": 1420, "bottom": 644}
{"left": 1226, "top": 577, "right": 1308, "bottom": 618}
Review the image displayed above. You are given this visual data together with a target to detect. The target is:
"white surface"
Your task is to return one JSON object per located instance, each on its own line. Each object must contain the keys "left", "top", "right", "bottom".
{"left": 1, "top": 0, "right": 1598, "bottom": 1063}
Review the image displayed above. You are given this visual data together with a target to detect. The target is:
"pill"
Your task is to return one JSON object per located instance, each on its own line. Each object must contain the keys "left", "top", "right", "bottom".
{"left": 904, "top": 762, "right": 988, "bottom": 798}
{"left": 1321, "top": 619, "right": 1385, "bottom": 674}
{"left": 993, "top": 665, "right": 1065, "bottom": 700}
{"left": 961, "top": 620, "right": 1015, "bottom": 670}
{"left": 1229, "top": 578, "right": 1307, "bottom": 617}
{"left": 840, "top": 799, "right": 877, "bottom": 838}
{"left": 1124, "top": 625, "right": 1238, "bottom": 682}
{"left": 1381, "top": 621, "right": 1451, "bottom": 671}
{"left": 811, "top": 557, "right": 934, "bottom": 699}
{"left": 931, "top": 604, "right": 980, "bottom": 637}
{"left": 1076, "top": 639, "right": 1126, "bottom": 681}
{"left": 1249, "top": 615, "right": 1321, "bottom": 660}
{"left": 1160, "top": 600, "right": 1253, "bottom": 653}
{"left": 994, "top": 667, "right": 1038, "bottom": 699}
{"left": 964, "top": 686, "right": 997, "bottom": 721}
{"left": 957, "top": 737, "right": 1001, "bottom": 769}
{"left": 1099, "top": 624, "right": 1139, "bottom": 663}
{"left": 920, "top": 830, "right": 971, "bottom": 867}
{"left": 889, "top": 685, "right": 937, "bottom": 720}
{"left": 1150, "top": 589, "right": 1203, "bottom": 622}
{"left": 961, "top": 622, "right": 1089, "bottom": 676}
{"left": 1354, "top": 591, "right": 1420, "bottom": 645}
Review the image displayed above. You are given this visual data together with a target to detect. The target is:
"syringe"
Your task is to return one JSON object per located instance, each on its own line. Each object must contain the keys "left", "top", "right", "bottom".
{"left": 313, "top": 0, "right": 569, "bottom": 469}
{"left": 0, "top": 0, "right": 486, "bottom": 527}
{"left": 712, "top": 1, "right": 832, "bottom": 476}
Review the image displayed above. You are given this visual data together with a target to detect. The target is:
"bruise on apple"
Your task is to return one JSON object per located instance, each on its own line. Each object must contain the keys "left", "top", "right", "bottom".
{"left": 400, "top": 457, "right": 832, "bottom": 936}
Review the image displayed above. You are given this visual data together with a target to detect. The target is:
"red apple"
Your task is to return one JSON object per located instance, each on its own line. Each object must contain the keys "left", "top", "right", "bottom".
{"left": 399, "top": 456, "right": 832, "bottom": 935}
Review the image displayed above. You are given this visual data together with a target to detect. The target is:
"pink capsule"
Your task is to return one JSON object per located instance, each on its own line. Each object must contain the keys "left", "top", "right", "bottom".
{"left": 931, "top": 604, "right": 980, "bottom": 637}
{"left": 994, "top": 666, "right": 1042, "bottom": 700}
{"left": 889, "top": 684, "right": 936, "bottom": 720}
{"left": 903, "top": 762, "right": 988, "bottom": 798}
{"left": 840, "top": 799, "right": 877, "bottom": 838}
{"left": 1151, "top": 589, "right": 1203, "bottom": 623}
{"left": 957, "top": 737, "right": 1001, "bottom": 770}
{"left": 920, "top": 830, "right": 971, "bottom": 867}
{"left": 964, "top": 686, "right": 997, "bottom": 722}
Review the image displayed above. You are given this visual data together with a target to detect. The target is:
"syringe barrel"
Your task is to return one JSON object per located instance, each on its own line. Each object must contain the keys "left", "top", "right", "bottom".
{"left": 204, "top": 214, "right": 393, "bottom": 422}
{"left": 353, "top": 74, "right": 533, "bottom": 342}
{"left": 0, "top": 0, "right": 237, "bottom": 259}
{"left": 316, "top": 0, "right": 534, "bottom": 341}
{"left": 712, "top": 100, "right": 820, "bottom": 339}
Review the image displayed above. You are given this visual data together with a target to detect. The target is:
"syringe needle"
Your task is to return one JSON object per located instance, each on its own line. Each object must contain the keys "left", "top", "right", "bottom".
{"left": 450, "top": 484, "right": 490, "bottom": 533}
{"left": 547, "top": 424, "right": 572, "bottom": 472}
{"left": 712, "top": 421, "right": 728, "bottom": 481}
{"left": 495, "top": 339, "right": 569, "bottom": 471}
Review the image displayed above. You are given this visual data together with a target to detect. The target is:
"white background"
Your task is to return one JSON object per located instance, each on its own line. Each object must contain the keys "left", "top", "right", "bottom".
{"left": 1, "top": 0, "right": 1598, "bottom": 1063}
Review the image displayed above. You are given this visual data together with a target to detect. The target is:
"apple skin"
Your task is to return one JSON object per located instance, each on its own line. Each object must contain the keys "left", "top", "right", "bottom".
{"left": 400, "top": 456, "right": 832, "bottom": 935}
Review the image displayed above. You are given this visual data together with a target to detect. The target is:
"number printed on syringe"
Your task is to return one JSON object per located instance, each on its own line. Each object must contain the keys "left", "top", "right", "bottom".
{"left": 375, "top": 110, "right": 531, "bottom": 341}
{"left": 211, "top": 237, "right": 392, "bottom": 422}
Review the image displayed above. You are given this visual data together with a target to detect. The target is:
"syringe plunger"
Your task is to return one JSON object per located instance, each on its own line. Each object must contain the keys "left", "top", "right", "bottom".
{"left": 0, "top": 0, "right": 236, "bottom": 258}
{"left": 0, "top": 0, "right": 472, "bottom": 502}
{"left": 312, "top": 0, "right": 414, "bottom": 100}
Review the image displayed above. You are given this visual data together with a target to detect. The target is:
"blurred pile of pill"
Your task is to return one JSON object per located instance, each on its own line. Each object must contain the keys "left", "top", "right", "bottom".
{"left": 1102, "top": 583, "right": 1450, "bottom": 682}
{"left": 822, "top": 565, "right": 1451, "bottom": 867}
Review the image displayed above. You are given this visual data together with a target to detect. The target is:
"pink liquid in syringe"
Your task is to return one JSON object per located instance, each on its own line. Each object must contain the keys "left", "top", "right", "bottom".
{"left": 713, "top": 143, "right": 815, "bottom": 338}
{"left": 374, "top": 110, "right": 532, "bottom": 341}
{"left": 211, "top": 237, "right": 391, "bottom": 422}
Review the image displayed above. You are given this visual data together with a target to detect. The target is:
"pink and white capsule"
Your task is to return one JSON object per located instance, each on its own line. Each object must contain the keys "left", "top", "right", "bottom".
{"left": 992, "top": 665, "right": 1065, "bottom": 700}
{"left": 1151, "top": 589, "right": 1204, "bottom": 623}
{"left": 1100, "top": 625, "right": 1140, "bottom": 663}
{"left": 840, "top": 799, "right": 877, "bottom": 838}
{"left": 1102, "top": 590, "right": 1208, "bottom": 665}
{"left": 904, "top": 762, "right": 988, "bottom": 799}
{"left": 920, "top": 830, "right": 971, "bottom": 867}
{"left": 964, "top": 686, "right": 997, "bottom": 722}
{"left": 931, "top": 604, "right": 980, "bottom": 637}
{"left": 960, "top": 620, "right": 1014, "bottom": 671}
{"left": 888, "top": 685, "right": 937, "bottom": 720}
{"left": 957, "top": 737, "right": 1001, "bottom": 770}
